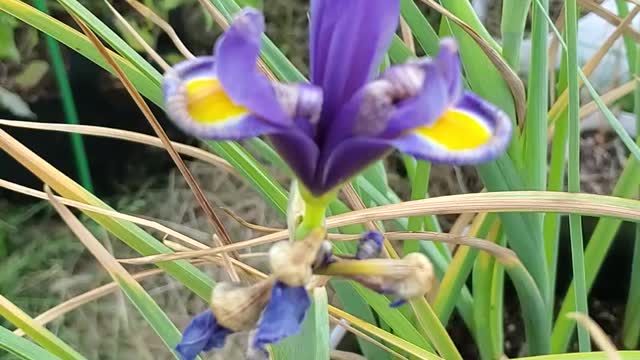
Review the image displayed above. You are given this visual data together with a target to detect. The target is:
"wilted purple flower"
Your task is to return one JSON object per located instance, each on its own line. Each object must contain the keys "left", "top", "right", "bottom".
{"left": 175, "top": 280, "right": 309, "bottom": 360}
{"left": 163, "top": 1, "right": 512, "bottom": 196}
{"left": 175, "top": 309, "right": 232, "bottom": 359}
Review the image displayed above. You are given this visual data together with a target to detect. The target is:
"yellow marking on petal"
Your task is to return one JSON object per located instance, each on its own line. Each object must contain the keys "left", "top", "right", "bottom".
{"left": 415, "top": 110, "right": 491, "bottom": 150}
{"left": 185, "top": 78, "right": 248, "bottom": 123}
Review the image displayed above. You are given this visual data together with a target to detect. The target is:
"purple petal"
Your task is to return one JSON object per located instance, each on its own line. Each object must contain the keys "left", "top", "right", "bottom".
{"left": 310, "top": 0, "right": 400, "bottom": 134}
{"left": 356, "top": 231, "right": 384, "bottom": 259}
{"left": 175, "top": 310, "right": 232, "bottom": 360}
{"left": 434, "top": 38, "right": 463, "bottom": 101}
{"left": 389, "top": 299, "right": 407, "bottom": 308}
{"left": 268, "top": 129, "right": 320, "bottom": 189}
{"left": 322, "top": 55, "right": 453, "bottom": 150}
{"left": 253, "top": 282, "right": 311, "bottom": 351}
{"left": 317, "top": 137, "right": 391, "bottom": 195}
{"left": 163, "top": 57, "right": 284, "bottom": 140}
{"left": 390, "top": 91, "right": 513, "bottom": 165}
{"left": 214, "top": 8, "right": 290, "bottom": 124}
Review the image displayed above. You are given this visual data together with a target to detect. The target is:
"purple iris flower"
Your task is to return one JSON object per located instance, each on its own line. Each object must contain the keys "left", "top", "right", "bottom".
{"left": 175, "top": 309, "right": 232, "bottom": 360}
{"left": 163, "top": 1, "right": 512, "bottom": 197}
{"left": 253, "top": 282, "right": 311, "bottom": 351}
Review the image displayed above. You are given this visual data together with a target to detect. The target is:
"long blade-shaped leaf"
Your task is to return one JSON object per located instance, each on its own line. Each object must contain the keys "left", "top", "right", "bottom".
{"left": 0, "top": 295, "right": 86, "bottom": 360}
{"left": 0, "top": 326, "right": 62, "bottom": 360}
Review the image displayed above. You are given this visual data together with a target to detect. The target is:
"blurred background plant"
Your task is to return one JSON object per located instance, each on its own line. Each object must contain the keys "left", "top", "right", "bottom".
{"left": 1, "top": 0, "right": 640, "bottom": 359}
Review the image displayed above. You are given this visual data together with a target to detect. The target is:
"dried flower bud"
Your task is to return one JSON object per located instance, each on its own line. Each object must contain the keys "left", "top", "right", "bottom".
{"left": 269, "top": 241, "right": 314, "bottom": 286}
{"left": 355, "top": 230, "right": 384, "bottom": 259}
{"left": 313, "top": 240, "right": 335, "bottom": 269}
{"left": 210, "top": 279, "right": 274, "bottom": 332}
{"left": 269, "top": 229, "right": 326, "bottom": 286}
{"left": 321, "top": 252, "right": 434, "bottom": 306}
{"left": 387, "top": 253, "right": 434, "bottom": 301}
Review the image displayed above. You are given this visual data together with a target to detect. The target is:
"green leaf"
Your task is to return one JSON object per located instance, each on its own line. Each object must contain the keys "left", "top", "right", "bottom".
{"left": 0, "top": 295, "right": 86, "bottom": 360}
{"left": 0, "top": 326, "right": 62, "bottom": 360}
{"left": 0, "top": 12, "right": 19, "bottom": 62}
{"left": 331, "top": 281, "right": 391, "bottom": 360}
{"left": 271, "top": 288, "right": 330, "bottom": 360}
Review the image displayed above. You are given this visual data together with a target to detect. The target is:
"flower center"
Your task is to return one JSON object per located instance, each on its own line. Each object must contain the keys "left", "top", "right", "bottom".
{"left": 185, "top": 78, "right": 248, "bottom": 123}
{"left": 416, "top": 110, "right": 491, "bottom": 150}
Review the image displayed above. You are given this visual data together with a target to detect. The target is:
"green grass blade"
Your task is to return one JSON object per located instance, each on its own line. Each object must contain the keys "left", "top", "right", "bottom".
{"left": 622, "top": 47, "right": 640, "bottom": 350}
{"left": 0, "top": 0, "right": 162, "bottom": 106}
{"left": 524, "top": 0, "right": 548, "bottom": 191}
{"left": 623, "top": 222, "right": 640, "bottom": 349}
{"left": 489, "top": 233, "right": 507, "bottom": 357}
{"left": 438, "top": 0, "right": 501, "bottom": 50}
{"left": 433, "top": 213, "right": 496, "bottom": 327}
{"left": 271, "top": 288, "right": 330, "bottom": 360}
{"left": 55, "top": 0, "right": 162, "bottom": 83}
{"left": 564, "top": 0, "right": 591, "bottom": 351}
{"left": 0, "top": 295, "right": 86, "bottom": 360}
{"left": 352, "top": 284, "right": 434, "bottom": 352}
{"left": 551, "top": 158, "right": 640, "bottom": 351}
{"left": 473, "top": 222, "right": 501, "bottom": 360}
{"left": 409, "top": 298, "right": 463, "bottom": 360}
{"left": 0, "top": 326, "right": 62, "bottom": 360}
{"left": 504, "top": 261, "right": 550, "bottom": 355}
{"left": 330, "top": 281, "right": 391, "bottom": 360}
{"left": 614, "top": 0, "right": 637, "bottom": 73}
{"left": 400, "top": 0, "right": 439, "bottom": 55}
{"left": 389, "top": 35, "right": 414, "bottom": 63}
{"left": 535, "top": 0, "right": 640, "bottom": 162}
{"left": 501, "top": 0, "right": 532, "bottom": 70}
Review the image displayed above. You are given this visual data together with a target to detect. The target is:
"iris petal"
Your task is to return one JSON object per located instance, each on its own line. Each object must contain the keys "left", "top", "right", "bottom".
{"left": 175, "top": 310, "right": 232, "bottom": 360}
{"left": 310, "top": 0, "right": 400, "bottom": 133}
{"left": 163, "top": 57, "right": 283, "bottom": 140}
{"left": 214, "top": 8, "right": 291, "bottom": 124}
{"left": 253, "top": 281, "right": 311, "bottom": 351}
{"left": 391, "top": 92, "right": 512, "bottom": 165}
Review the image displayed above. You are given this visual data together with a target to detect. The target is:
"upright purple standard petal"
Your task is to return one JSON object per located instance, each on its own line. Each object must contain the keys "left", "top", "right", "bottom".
{"left": 214, "top": 8, "right": 290, "bottom": 124}
{"left": 310, "top": 0, "right": 400, "bottom": 136}
{"left": 252, "top": 282, "right": 311, "bottom": 351}
{"left": 175, "top": 310, "right": 232, "bottom": 360}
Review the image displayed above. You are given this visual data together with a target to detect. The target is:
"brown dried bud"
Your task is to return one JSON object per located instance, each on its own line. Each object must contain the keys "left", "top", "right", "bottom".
{"left": 210, "top": 279, "right": 274, "bottom": 332}
{"left": 269, "top": 229, "right": 326, "bottom": 287}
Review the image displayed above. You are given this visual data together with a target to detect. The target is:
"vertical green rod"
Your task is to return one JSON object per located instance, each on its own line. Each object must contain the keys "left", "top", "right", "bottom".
{"left": 564, "top": 0, "right": 591, "bottom": 351}
{"left": 33, "top": 0, "right": 94, "bottom": 193}
{"left": 622, "top": 48, "right": 640, "bottom": 349}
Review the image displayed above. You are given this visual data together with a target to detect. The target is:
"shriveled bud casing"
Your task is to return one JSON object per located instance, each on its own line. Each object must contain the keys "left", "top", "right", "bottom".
{"left": 211, "top": 279, "right": 274, "bottom": 332}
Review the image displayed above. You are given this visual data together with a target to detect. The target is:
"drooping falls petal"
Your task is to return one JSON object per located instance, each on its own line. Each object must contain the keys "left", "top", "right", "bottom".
{"left": 252, "top": 282, "right": 311, "bottom": 352}
{"left": 391, "top": 92, "right": 512, "bottom": 164}
{"left": 310, "top": 0, "right": 400, "bottom": 136}
{"left": 163, "top": 57, "right": 282, "bottom": 140}
{"left": 175, "top": 310, "right": 232, "bottom": 360}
